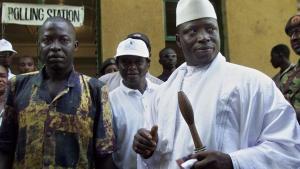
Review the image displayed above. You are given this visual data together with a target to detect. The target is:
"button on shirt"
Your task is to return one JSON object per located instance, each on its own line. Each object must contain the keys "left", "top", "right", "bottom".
{"left": 0, "top": 68, "right": 115, "bottom": 168}
{"left": 109, "top": 79, "right": 158, "bottom": 169}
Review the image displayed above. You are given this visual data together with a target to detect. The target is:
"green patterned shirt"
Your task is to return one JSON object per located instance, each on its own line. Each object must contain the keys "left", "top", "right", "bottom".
{"left": 0, "top": 68, "right": 115, "bottom": 169}
{"left": 280, "top": 60, "right": 300, "bottom": 113}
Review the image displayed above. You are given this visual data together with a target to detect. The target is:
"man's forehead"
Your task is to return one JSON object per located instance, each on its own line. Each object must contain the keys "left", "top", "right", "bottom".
{"left": 41, "top": 21, "right": 74, "bottom": 35}
{"left": 179, "top": 17, "right": 218, "bottom": 29}
{"left": 20, "top": 57, "right": 34, "bottom": 62}
{"left": 291, "top": 15, "right": 300, "bottom": 26}
{"left": 0, "top": 51, "right": 13, "bottom": 56}
{"left": 285, "top": 15, "right": 300, "bottom": 35}
{"left": 119, "top": 55, "right": 146, "bottom": 60}
{"left": 164, "top": 50, "right": 176, "bottom": 55}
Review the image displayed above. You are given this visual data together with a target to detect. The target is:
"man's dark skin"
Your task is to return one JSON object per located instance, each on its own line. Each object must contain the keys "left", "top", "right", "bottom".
{"left": 157, "top": 48, "right": 177, "bottom": 81}
{"left": 38, "top": 19, "right": 77, "bottom": 100}
{"left": 117, "top": 55, "right": 150, "bottom": 93}
{"left": 0, "top": 18, "right": 116, "bottom": 169}
{"left": 133, "top": 18, "right": 233, "bottom": 169}
{"left": 270, "top": 46, "right": 291, "bottom": 74}
{"left": 0, "top": 51, "right": 13, "bottom": 68}
{"left": 17, "top": 56, "right": 35, "bottom": 74}
{"left": 285, "top": 21, "right": 300, "bottom": 122}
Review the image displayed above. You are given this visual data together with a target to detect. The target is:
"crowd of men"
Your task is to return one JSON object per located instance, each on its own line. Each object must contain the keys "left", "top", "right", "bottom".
{"left": 0, "top": 0, "right": 300, "bottom": 168}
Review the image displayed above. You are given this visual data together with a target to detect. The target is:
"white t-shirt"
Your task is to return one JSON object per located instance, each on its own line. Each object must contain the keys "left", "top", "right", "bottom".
{"left": 110, "top": 79, "right": 159, "bottom": 169}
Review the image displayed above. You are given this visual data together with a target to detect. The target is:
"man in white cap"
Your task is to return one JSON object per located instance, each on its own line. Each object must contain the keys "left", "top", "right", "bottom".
{"left": 99, "top": 32, "right": 163, "bottom": 91}
{"left": 0, "top": 39, "right": 17, "bottom": 79}
{"left": 109, "top": 37, "right": 159, "bottom": 168}
{"left": 133, "top": 0, "right": 300, "bottom": 168}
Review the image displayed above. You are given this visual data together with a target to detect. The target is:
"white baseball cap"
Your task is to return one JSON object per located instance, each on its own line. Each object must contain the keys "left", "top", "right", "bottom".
{"left": 0, "top": 39, "right": 17, "bottom": 54}
{"left": 176, "top": 0, "right": 217, "bottom": 26}
{"left": 115, "top": 38, "right": 149, "bottom": 58}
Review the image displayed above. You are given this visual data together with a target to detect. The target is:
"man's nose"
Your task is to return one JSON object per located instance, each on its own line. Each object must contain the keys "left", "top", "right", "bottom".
{"left": 50, "top": 40, "right": 61, "bottom": 51}
{"left": 196, "top": 30, "right": 210, "bottom": 42}
{"left": 128, "top": 63, "right": 137, "bottom": 69}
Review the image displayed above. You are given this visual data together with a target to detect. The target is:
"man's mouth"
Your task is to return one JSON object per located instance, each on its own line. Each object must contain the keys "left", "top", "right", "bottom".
{"left": 195, "top": 46, "right": 214, "bottom": 54}
{"left": 292, "top": 43, "right": 300, "bottom": 50}
{"left": 48, "top": 55, "right": 64, "bottom": 62}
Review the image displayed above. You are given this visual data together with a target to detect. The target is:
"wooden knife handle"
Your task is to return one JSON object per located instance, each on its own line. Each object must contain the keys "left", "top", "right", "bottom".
{"left": 178, "top": 91, "right": 205, "bottom": 151}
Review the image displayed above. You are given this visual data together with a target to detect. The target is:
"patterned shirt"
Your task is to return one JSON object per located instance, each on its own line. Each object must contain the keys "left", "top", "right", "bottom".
{"left": 280, "top": 61, "right": 300, "bottom": 113}
{"left": 0, "top": 68, "right": 115, "bottom": 169}
{"left": 272, "top": 64, "right": 294, "bottom": 88}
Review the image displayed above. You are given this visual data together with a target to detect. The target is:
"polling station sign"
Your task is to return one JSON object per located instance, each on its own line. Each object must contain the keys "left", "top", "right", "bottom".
{"left": 1, "top": 2, "right": 84, "bottom": 27}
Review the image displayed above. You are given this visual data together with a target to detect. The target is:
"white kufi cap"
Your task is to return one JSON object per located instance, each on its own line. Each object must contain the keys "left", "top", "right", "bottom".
{"left": 0, "top": 39, "right": 17, "bottom": 53}
{"left": 176, "top": 0, "right": 217, "bottom": 26}
{"left": 115, "top": 38, "right": 149, "bottom": 58}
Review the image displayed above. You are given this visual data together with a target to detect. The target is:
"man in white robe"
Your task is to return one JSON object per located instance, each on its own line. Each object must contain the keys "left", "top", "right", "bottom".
{"left": 132, "top": 0, "right": 300, "bottom": 169}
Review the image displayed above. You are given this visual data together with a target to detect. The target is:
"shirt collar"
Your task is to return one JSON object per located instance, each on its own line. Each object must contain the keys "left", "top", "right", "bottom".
{"left": 120, "top": 79, "right": 155, "bottom": 95}
{"left": 178, "top": 53, "right": 224, "bottom": 76}
{"left": 33, "top": 66, "right": 78, "bottom": 87}
{"left": 186, "top": 64, "right": 210, "bottom": 76}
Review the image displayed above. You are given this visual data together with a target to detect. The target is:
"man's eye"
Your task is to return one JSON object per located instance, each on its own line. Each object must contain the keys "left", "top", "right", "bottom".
{"left": 136, "top": 61, "right": 143, "bottom": 64}
{"left": 207, "top": 27, "right": 215, "bottom": 33}
{"left": 188, "top": 28, "right": 197, "bottom": 34}
{"left": 60, "top": 38, "right": 70, "bottom": 43}
{"left": 183, "top": 28, "right": 196, "bottom": 35}
{"left": 42, "top": 38, "right": 52, "bottom": 44}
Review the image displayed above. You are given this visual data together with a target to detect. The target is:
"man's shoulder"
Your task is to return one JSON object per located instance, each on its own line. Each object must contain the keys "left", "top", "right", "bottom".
{"left": 98, "top": 72, "right": 120, "bottom": 83}
{"left": 11, "top": 71, "right": 39, "bottom": 85}
{"left": 98, "top": 72, "right": 121, "bottom": 91}
{"left": 108, "top": 86, "right": 123, "bottom": 100}
{"left": 79, "top": 73, "right": 110, "bottom": 102}
{"left": 280, "top": 64, "right": 300, "bottom": 85}
{"left": 225, "top": 62, "right": 269, "bottom": 78}
{"left": 146, "top": 73, "right": 164, "bottom": 85}
{"left": 80, "top": 73, "right": 105, "bottom": 87}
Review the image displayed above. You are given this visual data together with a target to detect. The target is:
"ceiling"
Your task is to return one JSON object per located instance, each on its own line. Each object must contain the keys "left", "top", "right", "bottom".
{"left": 0, "top": 0, "right": 97, "bottom": 44}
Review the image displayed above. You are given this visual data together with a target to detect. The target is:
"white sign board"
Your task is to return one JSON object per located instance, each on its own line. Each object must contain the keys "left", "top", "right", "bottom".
{"left": 1, "top": 2, "right": 84, "bottom": 27}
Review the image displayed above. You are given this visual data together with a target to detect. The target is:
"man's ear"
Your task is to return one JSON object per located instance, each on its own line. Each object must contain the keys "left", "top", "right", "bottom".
{"left": 159, "top": 58, "right": 162, "bottom": 64}
{"left": 147, "top": 59, "right": 151, "bottom": 68}
{"left": 116, "top": 58, "right": 120, "bottom": 69}
{"left": 74, "top": 41, "right": 79, "bottom": 51}
{"left": 176, "top": 34, "right": 182, "bottom": 49}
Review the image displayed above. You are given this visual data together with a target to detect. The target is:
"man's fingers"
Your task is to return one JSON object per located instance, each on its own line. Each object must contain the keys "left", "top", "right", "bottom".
{"left": 138, "top": 128, "right": 153, "bottom": 140}
{"left": 132, "top": 126, "right": 159, "bottom": 159}
{"left": 150, "top": 125, "right": 158, "bottom": 141}
{"left": 192, "top": 158, "right": 210, "bottom": 169}
{"left": 134, "top": 130, "right": 156, "bottom": 147}
{"left": 150, "top": 125, "right": 158, "bottom": 137}
{"left": 134, "top": 138, "right": 156, "bottom": 151}
{"left": 191, "top": 150, "right": 212, "bottom": 161}
{"left": 133, "top": 144, "right": 154, "bottom": 156}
